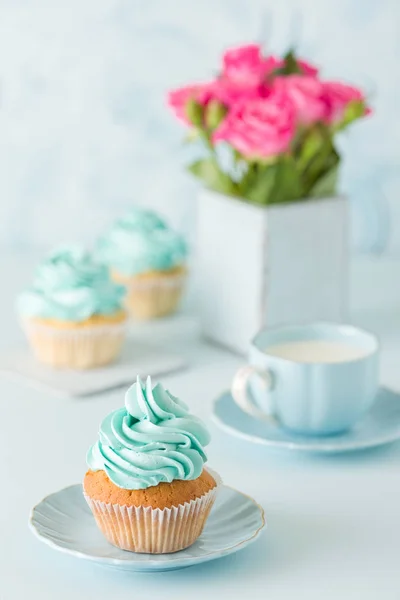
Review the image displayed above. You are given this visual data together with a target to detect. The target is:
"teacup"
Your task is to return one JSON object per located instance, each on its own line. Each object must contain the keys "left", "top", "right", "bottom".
{"left": 231, "top": 322, "right": 379, "bottom": 435}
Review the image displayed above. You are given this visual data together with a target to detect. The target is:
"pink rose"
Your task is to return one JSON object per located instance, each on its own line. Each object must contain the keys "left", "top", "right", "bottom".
{"left": 222, "top": 44, "right": 285, "bottom": 86}
{"left": 213, "top": 95, "right": 295, "bottom": 159}
{"left": 263, "top": 55, "right": 284, "bottom": 76}
{"left": 168, "top": 80, "right": 262, "bottom": 127}
{"left": 167, "top": 83, "right": 213, "bottom": 124}
{"left": 297, "top": 59, "right": 319, "bottom": 77}
{"left": 271, "top": 75, "right": 326, "bottom": 125}
{"left": 322, "top": 81, "right": 370, "bottom": 124}
{"left": 222, "top": 44, "right": 319, "bottom": 84}
{"left": 222, "top": 44, "right": 270, "bottom": 85}
{"left": 207, "top": 78, "right": 268, "bottom": 107}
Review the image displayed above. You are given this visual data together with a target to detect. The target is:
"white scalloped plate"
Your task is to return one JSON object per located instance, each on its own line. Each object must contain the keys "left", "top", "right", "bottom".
{"left": 29, "top": 484, "right": 265, "bottom": 572}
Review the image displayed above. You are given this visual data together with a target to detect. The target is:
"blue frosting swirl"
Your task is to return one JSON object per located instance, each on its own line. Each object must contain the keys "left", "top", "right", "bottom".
{"left": 112, "top": 207, "right": 167, "bottom": 232}
{"left": 86, "top": 376, "right": 210, "bottom": 490}
{"left": 17, "top": 245, "right": 125, "bottom": 321}
{"left": 96, "top": 207, "right": 187, "bottom": 276}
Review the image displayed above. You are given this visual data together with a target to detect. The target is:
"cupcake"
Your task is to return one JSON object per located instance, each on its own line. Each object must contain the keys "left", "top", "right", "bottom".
{"left": 17, "top": 245, "right": 127, "bottom": 369}
{"left": 96, "top": 207, "right": 187, "bottom": 319}
{"left": 84, "top": 375, "right": 219, "bottom": 553}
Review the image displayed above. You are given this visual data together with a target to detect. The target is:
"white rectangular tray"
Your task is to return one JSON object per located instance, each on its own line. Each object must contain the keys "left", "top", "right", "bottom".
{"left": 0, "top": 339, "right": 187, "bottom": 397}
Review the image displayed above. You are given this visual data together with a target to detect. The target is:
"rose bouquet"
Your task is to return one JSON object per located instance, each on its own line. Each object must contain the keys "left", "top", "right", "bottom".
{"left": 168, "top": 44, "right": 371, "bottom": 205}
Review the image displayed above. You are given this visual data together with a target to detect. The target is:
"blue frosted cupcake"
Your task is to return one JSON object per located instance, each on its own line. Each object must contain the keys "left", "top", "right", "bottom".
{"left": 84, "top": 376, "right": 220, "bottom": 553}
{"left": 17, "top": 245, "right": 127, "bottom": 369}
{"left": 96, "top": 207, "right": 187, "bottom": 319}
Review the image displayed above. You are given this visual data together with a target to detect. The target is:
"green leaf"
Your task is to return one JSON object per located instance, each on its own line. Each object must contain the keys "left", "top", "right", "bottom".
{"left": 205, "top": 100, "right": 227, "bottom": 131}
{"left": 295, "top": 126, "right": 326, "bottom": 172}
{"left": 308, "top": 164, "right": 339, "bottom": 197}
{"left": 300, "top": 126, "right": 340, "bottom": 196}
{"left": 270, "top": 48, "right": 303, "bottom": 77}
{"left": 243, "top": 165, "right": 278, "bottom": 204}
{"left": 241, "top": 157, "right": 303, "bottom": 205}
{"left": 185, "top": 98, "right": 204, "bottom": 127}
{"left": 335, "top": 99, "right": 367, "bottom": 131}
{"left": 282, "top": 49, "right": 303, "bottom": 75}
{"left": 187, "top": 158, "right": 237, "bottom": 195}
{"left": 270, "top": 157, "right": 303, "bottom": 204}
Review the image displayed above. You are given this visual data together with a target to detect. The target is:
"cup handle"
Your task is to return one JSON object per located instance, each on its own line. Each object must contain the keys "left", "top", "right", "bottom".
{"left": 231, "top": 365, "right": 277, "bottom": 423}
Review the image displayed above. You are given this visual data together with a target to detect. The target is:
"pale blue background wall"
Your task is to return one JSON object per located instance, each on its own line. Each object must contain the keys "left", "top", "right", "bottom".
{"left": 0, "top": 0, "right": 398, "bottom": 252}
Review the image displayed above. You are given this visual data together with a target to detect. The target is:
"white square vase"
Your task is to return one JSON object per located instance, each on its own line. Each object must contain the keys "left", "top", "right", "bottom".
{"left": 197, "top": 189, "right": 348, "bottom": 354}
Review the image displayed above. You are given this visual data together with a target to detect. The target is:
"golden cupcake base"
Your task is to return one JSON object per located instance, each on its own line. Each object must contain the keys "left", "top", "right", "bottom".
{"left": 112, "top": 266, "right": 186, "bottom": 320}
{"left": 83, "top": 469, "right": 219, "bottom": 554}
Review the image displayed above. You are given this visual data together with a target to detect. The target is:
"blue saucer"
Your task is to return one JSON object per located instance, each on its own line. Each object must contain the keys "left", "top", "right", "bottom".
{"left": 30, "top": 483, "right": 265, "bottom": 572}
{"left": 212, "top": 387, "right": 400, "bottom": 453}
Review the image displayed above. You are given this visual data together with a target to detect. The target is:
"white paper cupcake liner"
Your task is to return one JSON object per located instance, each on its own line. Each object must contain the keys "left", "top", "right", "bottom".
{"left": 84, "top": 470, "right": 221, "bottom": 554}
{"left": 112, "top": 270, "right": 187, "bottom": 319}
{"left": 21, "top": 318, "right": 127, "bottom": 369}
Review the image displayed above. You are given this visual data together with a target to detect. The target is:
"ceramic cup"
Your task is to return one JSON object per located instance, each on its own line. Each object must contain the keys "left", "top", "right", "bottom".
{"left": 231, "top": 322, "right": 379, "bottom": 435}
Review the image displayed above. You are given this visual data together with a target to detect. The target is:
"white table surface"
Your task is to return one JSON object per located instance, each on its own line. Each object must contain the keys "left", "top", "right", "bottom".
{"left": 1, "top": 253, "right": 400, "bottom": 599}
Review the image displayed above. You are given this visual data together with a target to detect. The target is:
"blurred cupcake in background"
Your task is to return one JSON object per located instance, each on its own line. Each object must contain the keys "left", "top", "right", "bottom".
{"left": 96, "top": 207, "right": 187, "bottom": 319}
{"left": 17, "top": 245, "right": 127, "bottom": 369}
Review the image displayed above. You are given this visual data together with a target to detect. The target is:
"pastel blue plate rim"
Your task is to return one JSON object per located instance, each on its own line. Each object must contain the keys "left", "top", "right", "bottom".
{"left": 212, "top": 387, "right": 400, "bottom": 453}
{"left": 29, "top": 482, "right": 266, "bottom": 572}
